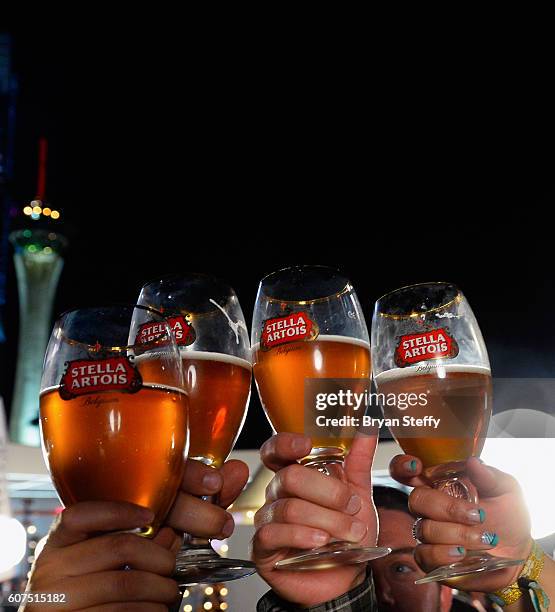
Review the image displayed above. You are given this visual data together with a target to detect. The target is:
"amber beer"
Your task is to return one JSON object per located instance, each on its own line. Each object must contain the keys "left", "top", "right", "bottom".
{"left": 139, "top": 350, "right": 251, "bottom": 467}
{"left": 374, "top": 365, "right": 492, "bottom": 476}
{"left": 40, "top": 380, "right": 188, "bottom": 536}
{"left": 253, "top": 335, "right": 371, "bottom": 457}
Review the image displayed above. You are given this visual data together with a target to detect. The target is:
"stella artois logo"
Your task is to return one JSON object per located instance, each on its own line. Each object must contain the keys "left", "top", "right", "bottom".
{"left": 260, "top": 311, "right": 319, "bottom": 350}
{"left": 395, "top": 327, "right": 459, "bottom": 368}
{"left": 59, "top": 356, "right": 143, "bottom": 400}
{"left": 135, "top": 316, "right": 196, "bottom": 347}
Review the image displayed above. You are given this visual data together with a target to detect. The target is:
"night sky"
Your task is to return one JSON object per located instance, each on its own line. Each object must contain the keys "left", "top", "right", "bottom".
{"left": 1, "top": 29, "right": 554, "bottom": 449}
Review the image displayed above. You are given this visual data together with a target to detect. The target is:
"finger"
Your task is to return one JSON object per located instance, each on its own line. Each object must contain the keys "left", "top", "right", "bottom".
{"left": 408, "top": 487, "right": 485, "bottom": 526}
{"left": 219, "top": 459, "right": 250, "bottom": 508}
{"left": 47, "top": 502, "right": 155, "bottom": 548}
{"left": 166, "top": 492, "right": 234, "bottom": 539}
{"left": 265, "top": 463, "right": 361, "bottom": 515}
{"left": 260, "top": 433, "right": 312, "bottom": 472}
{"left": 344, "top": 432, "right": 378, "bottom": 490}
{"left": 414, "top": 544, "right": 467, "bottom": 572}
{"left": 43, "top": 532, "right": 176, "bottom": 577}
{"left": 255, "top": 498, "right": 368, "bottom": 544}
{"left": 253, "top": 523, "right": 330, "bottom": 560}
{"left": 181, "top": 459, "right": 223, "bottom": 496}
{"left": 416, "top": 518, "right": 500, "bottom": 550}
{"left": 50, "top": 571, "right": 179, "bottom": 609}
{"left": 152, "top": 526, "right": 180, "bottom": 551}
{"left": 389, "top": 454, "right": 428, "bottom": 487}
{"left": 466, "top": 457, "right": 520, "bottom": 499}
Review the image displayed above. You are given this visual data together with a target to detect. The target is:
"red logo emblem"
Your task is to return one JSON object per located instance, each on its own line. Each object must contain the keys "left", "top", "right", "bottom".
{"left": 135, "top": 316, "right": 195, "bottom": 347}
{"left": 59, "top": 356, "right": 143, "bottom": 400}
{"left": 261, "top": 311, "right": 319, "bottom": 350}
{"left": 395, "top": 327, "right": 459, "bottom": 368}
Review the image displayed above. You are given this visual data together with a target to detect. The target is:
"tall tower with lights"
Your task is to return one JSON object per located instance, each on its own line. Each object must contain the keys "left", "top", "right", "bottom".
{"left": 9, "top": 139, "right": 66, "bottom": 446}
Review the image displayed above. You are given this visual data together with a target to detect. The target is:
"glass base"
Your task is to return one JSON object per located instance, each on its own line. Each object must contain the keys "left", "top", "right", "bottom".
{"left": 174, "top": 546, "right": 256, "bottom": 585}
{"left": 274, "top": 542, "right": 391, "bottom": 571}
{"left": 414, "top": 552, "right": 525, "bottom": 584}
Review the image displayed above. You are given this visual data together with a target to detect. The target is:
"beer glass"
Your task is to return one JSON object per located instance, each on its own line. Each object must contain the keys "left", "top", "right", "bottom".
{"left": 252, "top": 265, "right": 390, "bottom": 570}
{"left": 40, "top": 305, "right": 188, "bottom": 538}
{"left": 138, "top": 274, "right": 255, "bottom": 584}
{"left": 371, "top": 282, "right": 523, "bottom": 582}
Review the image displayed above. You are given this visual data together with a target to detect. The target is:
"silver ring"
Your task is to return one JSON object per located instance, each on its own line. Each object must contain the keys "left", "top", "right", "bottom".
{"left": 412, "top": 517, "right": 423, "bottom": 543}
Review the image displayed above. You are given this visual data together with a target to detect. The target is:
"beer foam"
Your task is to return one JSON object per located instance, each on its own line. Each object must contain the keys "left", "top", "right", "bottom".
{"left": 374, "top": 363, "right": 491, "bottom": 384}
{"left": 178, "top": 350, "right": 252, "bottom": 370}
{"left": 252, "top": 334, "right": 370, "bottom": 352}
{"left": 133, "top": 350, "right": 250, "bottom": 368}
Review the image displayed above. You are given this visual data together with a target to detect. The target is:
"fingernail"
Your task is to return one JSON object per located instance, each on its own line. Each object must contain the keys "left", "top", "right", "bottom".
{"left": 203, "top": 471, "right": 222, "bottom": 490}
{"left": 349, "top": 520, "right": 368, "bottom": 542}
{"left": 449, "top": 546, "right": 465, "bottom": 557}
{"left": 467, "top": 508, "right": 486, "bottom": 523}
{"left": 222, "top": 517, "right": 234, "bottom": 538}
{"left": 346, "top": 495, "right": 362, "bottom": 514}
{"left": 312, "top": 531, "right": 329, "bottom": 546}
{"left": 292, "top": 437, "right": 310, "bottom": 454}
{"left": 405, "top": 459, "right": 418, "bottom": 472}
{"left": 481, "top": 532, "right": 498, "bottom": 546}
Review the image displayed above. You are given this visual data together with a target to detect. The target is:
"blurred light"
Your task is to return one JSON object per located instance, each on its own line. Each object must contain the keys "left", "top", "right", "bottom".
{"left": 220, "top": 544, "right": 229, "bottom": 553}
{"left": 220, "top": 587, "right": 228, "bottom": 596}
{"left": 204, "top": 603, "right": 212, "bottom": 610}
{"left": 43, "top": 247, "right": 52, "bottom": 255}
{"left": 28, "top": 541, "right": 37, "bottom": 549}
{"left": 184, "top": 606, "right": 192, "bottom": 612}
{"left": 23, "top": 229, "right": 32, "bottom": 238}
{"left": 31, "top": 200, "right": 40, "bottom": 206}
{"left": 43, "top": 207, "right": 52, "bottom": 216}
{"left": 482, "top": 435, "right": 555, "bottom": 538}
{"left": 27, "top": 556, "right": 34, "bottom": 563}
{"left": 27, "top": 525, "right": 37, "bottom": 535}
{"left": 27, "top": 245, "right": 37, "bottom": 253}
{"left": 221, "top": 603, "right": 228, "bottom": 610}
{"left": 30, "top": 212, "right": 40, "bottom": 220}
{"left": 34, "top": 536, "right": 48, "bottom": 559}
{"left": 183, "top": 589, "right": 189, "bottom": 597}
{"left": 51, "top": 210, "right": 60, "bottom": 219}
{"left": 246, "top": 510, "right": 255, "bottom": 519}
{"left": 204, "top": 587, "right": 213, "bottom": 595}
{"left": 23, "top": 206, "right": 32, "bottom": 215}
{"left": 32, "top": 205, "right": 42, "bottom": 214}
{"left": 0, "top": 516, "right": 27, "bottom": 573}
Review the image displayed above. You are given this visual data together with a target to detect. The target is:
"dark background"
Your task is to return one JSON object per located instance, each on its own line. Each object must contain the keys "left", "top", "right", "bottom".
{"left": 1, "top": 29, "right": 554, "bottom": 449}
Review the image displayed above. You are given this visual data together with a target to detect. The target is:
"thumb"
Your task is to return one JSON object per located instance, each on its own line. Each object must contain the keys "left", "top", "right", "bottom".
{"left": 466, "top": 457, "right": 519, "bottom": 499}
{"left": 344, "top": 431, "right": 378, "bottom": 490}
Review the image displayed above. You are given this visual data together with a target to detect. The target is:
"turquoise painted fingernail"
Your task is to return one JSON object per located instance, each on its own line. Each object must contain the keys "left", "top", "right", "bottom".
{"left": 479, "top": 508, "right": 486, "bottom": 523}
{"left": 481, "top": 532, "right": 498, "bottom": 546}
{"left": 457, "top": 546, "right": 465, "bottom": 555}
{"left": 405, "top": 459, "right": 418, "bottom": 472}
{"left": 449, "top": 546, "right": 465, "bottom": 556}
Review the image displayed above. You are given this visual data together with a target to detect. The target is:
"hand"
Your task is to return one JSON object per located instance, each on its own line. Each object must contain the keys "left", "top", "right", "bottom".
{"left": 164, "top": 458, "right": 249, "bottom": 540}
{"left": 26, "top": 501, "right": 181, "bottom": 611}
{"left": 390, "top": 454, "right": 532, "bottom": 593}
{"left": 26, "top": 458, "right": 249, "bottom": 611}
{"left": 252, "top": 433, "right": 378, "bottom": 608}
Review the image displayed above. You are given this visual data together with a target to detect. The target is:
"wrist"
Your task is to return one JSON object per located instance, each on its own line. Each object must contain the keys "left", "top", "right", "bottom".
{"left": 489, "top": 540, "right": 550, "bottom": 609}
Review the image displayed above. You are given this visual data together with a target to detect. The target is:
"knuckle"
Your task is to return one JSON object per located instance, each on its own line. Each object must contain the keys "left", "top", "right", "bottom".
{"left": 455, "top": 525, "right": 471, "bottom": 544}
{"left": 279, "top": 464, "right": 302, "bottom": 493}
{"left": 445, "top": 498, "right": 461, "bottom": 519}
{"left": 256, "top": 523, "right": 275, "bottom": 548}
{"left": 408, "top": 487, "right": 426, "bottom": 514}
{"left": 279, "top": 498, "right": 300, "bottom": 524}
{"left": 111, "top": 533, "right": 140, "bottom": 564}
{"left": 113, "top": 569, "right": 140, "bottom": 598}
